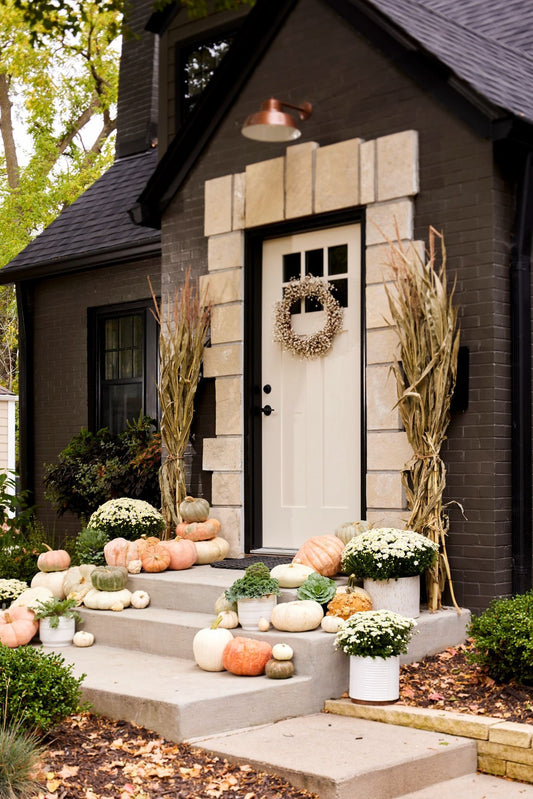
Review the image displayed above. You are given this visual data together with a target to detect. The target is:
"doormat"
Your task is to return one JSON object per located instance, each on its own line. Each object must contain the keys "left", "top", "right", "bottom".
{"left": 210, "top": 556, "right": 293, "bottom": 570}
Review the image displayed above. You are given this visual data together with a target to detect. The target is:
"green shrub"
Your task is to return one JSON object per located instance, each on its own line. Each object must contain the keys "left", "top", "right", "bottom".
{"left": 0, "top": 645, "right": 86, "bottom": 733}
{"left": 87, "top": 497, "right": 164, "bottom": 541}
{"left": 43, "top": 415, "right": 161, "bottom": 519}
{"left": 73, "top": 526, "right": 108, "bottom": 565}
{"left": 468, "top": 591, "right": 533, "bottom": 684}
{"left": 0, "top": 716, "right": 44, "bottom": 799}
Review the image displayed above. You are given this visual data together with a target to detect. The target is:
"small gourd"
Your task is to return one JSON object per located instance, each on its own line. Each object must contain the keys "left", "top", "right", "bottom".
{"left": 91, "top": 566, "right": 129, "bottom": 592}
{"left": 269, "top": 563, "right": 315, "bottom": 588}
{"left": 127, "top": 559, "right": 142, "bottom": 574}
{"left": 179, "top": 496, "right": 210, "bottom": 523}
{"left": 265, "top": 658, "right": 294, "bottom": 680}
{"left": 321, "top": 615, "right": 343, "bottom": 633}
{"left": 257, "top": 617, "right": 270, "bottom": 632}
{"left": 193, "top": 615, "right": 234, "bottom": 672}
{"left": 73, "top": 631, "right": 94, "bottom": 647}
{"left": 37, "top": 547, "right": 71, "bottom": 573}
{"left": 216, "top": 610, "right": 239, "bottom": 629}
{"left": 130, "top": 590, "right": 150, "bottom": 609}
{"left": 270, "top": 600, "right": 323, "bottom": 632}
{"left": 214, "top": 592, "right": 237, "bottom": 615}
{"left": 194, "top": 536, "right": 230, "bottom": 565}
{"left": 222, "top": 636, "right": 272, "bottom": 676}
{"left": 272, "top": 643, "right": 293, "bottom": 661}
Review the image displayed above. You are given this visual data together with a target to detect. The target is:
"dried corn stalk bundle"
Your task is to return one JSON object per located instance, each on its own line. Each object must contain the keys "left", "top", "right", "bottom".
{"left": 386, "top": 227, "right": 460, "bottom": 612}
{"left": 151, "top": 272, "right": 211, "bottom": 536}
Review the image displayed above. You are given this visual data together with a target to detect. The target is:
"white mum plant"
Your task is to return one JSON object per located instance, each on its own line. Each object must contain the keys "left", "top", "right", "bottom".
{"left": 88, "top": 498, "right": 165, "bottom": 541}
{"left": 341, "top": 527, "right": 438, "bottom": 580}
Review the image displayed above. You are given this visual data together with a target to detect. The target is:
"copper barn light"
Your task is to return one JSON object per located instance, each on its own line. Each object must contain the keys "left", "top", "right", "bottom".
{"left": 241, "top": 97, "right": 312, "bottom": 142}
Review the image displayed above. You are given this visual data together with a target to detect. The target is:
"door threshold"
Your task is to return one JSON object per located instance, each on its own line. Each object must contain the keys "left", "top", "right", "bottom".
{"left": 251, "top": 547, "right": 297, "bottom": 557}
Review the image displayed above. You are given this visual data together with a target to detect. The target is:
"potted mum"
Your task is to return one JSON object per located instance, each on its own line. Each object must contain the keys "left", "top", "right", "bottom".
{"left": 225, "top": 562, "right": 280, "bottom": 630}
{"left": 34, "top": 597, "right": 82, "bottom": 647}
{"left": 341, "top": 528, "right": 438, "bottom": 617}
{"left": 0, "top": 578, "right": 28, "bottom": 609}
{"left": 335, "top": 609, "right": 416, "bottom": 703}
{"left": 87, "top": 497, "right": 165, "bottom": 542}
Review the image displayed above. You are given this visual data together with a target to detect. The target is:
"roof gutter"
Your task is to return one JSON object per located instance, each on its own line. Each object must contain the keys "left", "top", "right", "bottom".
{"left": 511, "top": 149, "right": 533, "bottom": 594}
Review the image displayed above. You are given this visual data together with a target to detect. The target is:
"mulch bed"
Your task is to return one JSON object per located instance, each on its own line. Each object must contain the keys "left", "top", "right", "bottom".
{"left": 37, "top": 640, "right": 532, "bottom": 798}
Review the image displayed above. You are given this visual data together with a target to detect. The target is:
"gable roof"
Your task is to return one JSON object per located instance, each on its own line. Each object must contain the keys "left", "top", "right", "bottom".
{"left": 133, "top": 0, "right": 533, "bottom": 228}
{"left": 0, "top": 149, "right": 160, "bottom": 284}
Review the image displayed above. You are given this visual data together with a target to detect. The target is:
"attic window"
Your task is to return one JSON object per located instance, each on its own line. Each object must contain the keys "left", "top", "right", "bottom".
{"left": 177, "top": 27, "right": 236, "bottom": 122}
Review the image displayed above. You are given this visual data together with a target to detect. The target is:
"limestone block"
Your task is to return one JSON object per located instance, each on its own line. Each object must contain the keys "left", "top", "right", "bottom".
{"left": 366, "top": 239, "right": 425, "bottom": 284}
{"left": 490, "top": 722, "right": 533, "bottom": 748}
{"left": 366, "top": 199, "right": 414, "bottom": 246}
{"left": 233, "top": 172, "right": 245, "bottom": 230}
{"left": 200, "top": 269, "right": 242, "bottom": 306}
{"left": 476, "top": 755, "right": 506, "bottom": 777}
{"left": 367, "top": 431, "right": 412, "bottom": 471}
{"left": 216, "top": 376, "right": 242, "bottom": 435}
{"left": 203, "top": 343, "right": 242, "bottom": 378}
{"left": 245, "top": 157, "right": 284, "bottom": 227}
{"left": 507, "top": 761, "right": 533, "bottom": 783}
{"left": 366, "top": 471, "right": 403, "bottom": 509}
{"left": 478, "top": 741, "right": 533, "bottom": 766}
{"left": 366, "top": 364, "right": 400, "bottom": 429}
{"left": 204, "top": 175, "right": 233, "bottom": 236}
{"left": 203, "top": 437, "right": 242, "bottom": 471}
{"left": 208, "top": 231, "right": 244, "bottom": 271}
{"left": 210, "top": 506, "right": 242, "bottom": 556}
{"left": 211, "top": 304, "right": 243, "bottom": 344}
{"left": 315, "top": 138, "right": 362, "bottom": 213}
{"left": 286, "top": 141, "right": 318, "bottom": 219}
{"left": 366, "top": 510, "right": 409, "bottom": 528}
{"left": 360, "top": 139, "right": 376, "bottom": 205}
{"left": 366, "top": 328, "right": 399, "bottom": 364}
{"left": 212, "top": 472, "right": 242, "bottom": 506}
{"left": 366, "top": 283, "right": 392, "bottom": 329}
{"left": 377, "top": 130, "right": 419, "bottom": 201}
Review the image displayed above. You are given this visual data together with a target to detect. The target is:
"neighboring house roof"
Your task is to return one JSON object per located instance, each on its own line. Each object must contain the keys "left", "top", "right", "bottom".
{"left": 134, "top": 0, "right": 533, "bottom": 227}
{"left": 0, "top": 149, "right": 161, "bottom": 283}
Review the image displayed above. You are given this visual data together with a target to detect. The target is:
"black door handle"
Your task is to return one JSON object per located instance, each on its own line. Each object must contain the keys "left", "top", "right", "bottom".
{"left": 261, "top": 405, "right": 275, "bottom": 416}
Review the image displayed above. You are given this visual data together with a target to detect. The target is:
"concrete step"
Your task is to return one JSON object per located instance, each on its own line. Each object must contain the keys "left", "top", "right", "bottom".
{"left": 193, "top": 713, "right": 478, "bottom": 799}
{"left": 399, "top": 773, "right": 533, "bottom": 798}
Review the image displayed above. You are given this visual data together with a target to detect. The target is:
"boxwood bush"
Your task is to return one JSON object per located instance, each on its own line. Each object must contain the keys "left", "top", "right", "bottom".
{"left": 468, "top": 591, "right": 533, "bottom": 685}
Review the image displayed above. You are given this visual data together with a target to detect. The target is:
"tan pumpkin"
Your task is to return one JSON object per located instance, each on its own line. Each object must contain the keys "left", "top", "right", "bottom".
{"left": 175, "top": 518, "right": 221, "bottom": 541}
{"left": 320, "top": 614, "right": 343, "bottom": 633}
{"left": 326, "top": 583, "right": 372, "bottom": 619}
{"left": 160, "top": 538, "right": 197, "bottom": 570}
{"left": 335, "top": 520, "right": 371, "bottom": 545}
{"left": 0, "top": 606, "right": 38, "bottom": 647}
{"left": 270, "top": 562, "right": 315, "bottom": 588}
{"left": 216, "top": 610, "right": 239, "bottom": 629}
{"left": 194, "top": 536, "right": 230, "bottom": 565}
{"left": 141, "top": 542, "right": 171, "bottom": 573}
{"left": 37, "top": 548, "right": 71, "bottom": 573}
{"left": 179, "top": 496, "right": 210, "bottom": 523}
{"left": 270, "top": 600, "right": 323, "bottom": 632}
{"left": 293, "top": 535, "right": 344, "bottom": 577}
{"left": 104, "top": 538, "right": 142, "bottom": 568}
{"left": 222, "top": 636, "right": 272, "bottom": 676}
{"left": 83, "top": 587, "right": 132, "bottom": 610}
{"left": 31, "top": 570, "right": 67, "bottom": 599}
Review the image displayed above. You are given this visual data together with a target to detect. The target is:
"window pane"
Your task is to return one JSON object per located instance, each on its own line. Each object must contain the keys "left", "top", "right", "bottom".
{"left": 119, "top": 316, "right": 133, "bottom": 349}
{"left": 283, "top": 253, "right": 301, "bottom": 283}
{"left": 105, "top": 319, "right": 118, "bottom": 349}
{"left": 182, "top": 35, "right": 233, "bottom": 116}
{"left": 305, "top": 294, "right": 323, "bottom": 313}
{"left": 119, "top": 349, "right": 133, "bottom": 379}
{"left": 102, "top": 384, "right": 143, "bottom": 435}
{"left": 328, "top": 244, "right": 348, "bottom": 276}
{"left": 305, "top": 249, "right": 323, "bottom": 277}
{"left": 330, "top": 278, "right": 348, "bottom": 308}
{"left": 283, "top": 285, "right": 301, "bottom": 315}
{"left": 105, "top": 351, "right": 117, "bottom": 381}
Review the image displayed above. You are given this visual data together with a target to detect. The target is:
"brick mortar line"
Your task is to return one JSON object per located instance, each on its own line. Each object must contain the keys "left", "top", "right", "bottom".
{"left": 324, "top": 699, "right": 533, "bottom": 784}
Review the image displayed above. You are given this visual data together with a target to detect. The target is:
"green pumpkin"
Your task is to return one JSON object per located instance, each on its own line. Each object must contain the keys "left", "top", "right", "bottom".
{"left": 265, "top": 658, "right": 295, "bottom": 680}
{"left": 91, "top": 565, "right": 128, "bottom": 592}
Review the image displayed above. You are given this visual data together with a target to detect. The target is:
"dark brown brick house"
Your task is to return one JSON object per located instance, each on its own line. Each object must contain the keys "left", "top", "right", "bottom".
{"left": 2, "top": 0, "right": 533, "bottom": 613}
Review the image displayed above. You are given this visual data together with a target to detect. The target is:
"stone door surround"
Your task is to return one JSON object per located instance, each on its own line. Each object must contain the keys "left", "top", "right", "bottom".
{"left": 200, "top": 130, "right": 420, "bottom": 555}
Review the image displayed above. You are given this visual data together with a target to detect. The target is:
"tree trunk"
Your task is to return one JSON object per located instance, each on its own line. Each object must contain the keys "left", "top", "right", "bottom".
{"left": 0, "top": 73, "right": 20, "bottom": 189}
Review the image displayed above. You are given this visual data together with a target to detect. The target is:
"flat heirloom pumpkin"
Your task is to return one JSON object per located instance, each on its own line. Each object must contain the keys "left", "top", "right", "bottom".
{"left": 91, "top": 566, "right": 128, "bottom": 592}
{"left": 83, "top": 587, "right": 132, "bottom": 610}
{"left": 194, "top": 536, "right": 230, "bottom": 564}
{"left": 37, "top": 548, "right": 71, "bottom": 573}
{"left": 176, "top": 518, "right": 221, "bottom": 541}
{"left": 293, "top": 535, "right": 344, "bottom": 577}
{"left": 0, "top": 606, "right": 38, "bottom": 647}
{"left": 104, "top": 538, "right": 142, "bottom": 569}
{"left": 271, "top": 600, "right": 323, "bottom": 632}
{"left": 222, "top": 636, "right": 272, "bottom": 676}
{"left": 179, "top": 496, "right": 210, "bottom": 523}
{"left": 270, "top": 563, "right": 315, "bottom": 588}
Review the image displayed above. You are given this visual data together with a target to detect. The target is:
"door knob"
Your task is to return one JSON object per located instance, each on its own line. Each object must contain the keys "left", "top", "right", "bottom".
{"left": 261, "top": 405, "right": 275, "bottom": 416}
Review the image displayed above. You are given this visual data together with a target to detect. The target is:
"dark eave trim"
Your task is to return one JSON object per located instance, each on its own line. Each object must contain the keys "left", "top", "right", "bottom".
{"left": 0, "top": 238, "right": 161, "bottom": 285}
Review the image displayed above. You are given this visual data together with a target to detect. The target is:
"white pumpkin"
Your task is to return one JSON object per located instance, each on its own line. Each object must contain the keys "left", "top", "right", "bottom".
{"left": 335, "top": 520, "right": 371, "bottom": 545}
{"left": 321, "top": 615, "right": 343, "bottom": 634}
{"left": 216, "top": 611, "right": 239, "bottom": 629}
{"left": 63, "top": 565, "right": 96, "bottom": 600}
{"left": 193, "top": 624, "right": 234, "bottom": 671}
{"left": 11, "top": 586, "right": 54, "bottom": 611}
{"left": 214, "top": 592, "right": 237, "bottom": 615}
{"left": 83, "top": 587, "right": 132, "bottom": 610}
{"left": 73, "top": 631, "right": 94, "bottom": 647}
{"left": 272, "top": 643, "right": 294, "bottom": 661}
{"left": 257, "top": 617, "right": 270, "bottom": 631}
{"left": 194, "top": 537, "right": 230, "bottom": 565}
{"left": 269, "top": 563, "right": 316, "bottom": 588}
{"left": 271, "top": 600, "right": 324, "bottom": 632}
{"left": 31, "top": 570, "right": 67, "bottom": 599}
{"left": 130, "top": 590, "right": 150, "bottom": 609}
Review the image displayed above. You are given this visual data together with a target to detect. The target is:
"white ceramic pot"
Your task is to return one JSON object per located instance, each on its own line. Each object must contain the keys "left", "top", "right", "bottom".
{"left": 39, "top": 617, "right": 76, "bottom": 647}
{"left": 237, "top": 595, "right": 277, "bottom": 631}
{"left": 349, "top": 654, "right": 400, "bottom": 704}
{"left": 363, "top": 575, "right": 420, "bottom": 618}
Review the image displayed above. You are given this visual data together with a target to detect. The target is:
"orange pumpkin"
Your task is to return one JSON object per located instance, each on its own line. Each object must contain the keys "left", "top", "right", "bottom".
{"left": 175, "top": 518, "right": 221, "bottom": 542}
{"left": 136, "top": 537, "right": 161, "bottom": 558}
{"left": 293, "top": 534, "right": 344, "bottom": 577}
{"left": 0, "top": 606, "right": 38, "bottom": 647}
{"left": 104, "top": 538, "right": 142, "bottom": 568}
{"left": 222, "top": 636, "right": 272, "bottom": 676}
{"left": 140, "top": 542, "right": 171, "bottom": 573}
{"left": 160, "top": 538, "right": 197, "bottom": 570}
{"left": 37, "top": 548, "right": 71, "bottom": 573}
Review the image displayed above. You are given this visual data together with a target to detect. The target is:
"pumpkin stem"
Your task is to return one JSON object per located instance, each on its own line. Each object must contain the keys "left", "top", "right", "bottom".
{"left": 3, "top": 612, "right": 11, "bottom": 623}
{"left": 211, "top": 614, "right": 223, "bottom": 630}
{"left": 347, "top": 574, "right": 359, "bottom": 593}
{"left": 184, "top": 496, "right": 195, "bottom": 502}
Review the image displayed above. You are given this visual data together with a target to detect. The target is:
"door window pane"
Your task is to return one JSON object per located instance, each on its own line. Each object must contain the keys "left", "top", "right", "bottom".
{"left": 305, "top": 249, "right": 323, "bottom": 277}
{"left": 328, "top": 244, "right": 348, "bottom": 276}
{"left": 283, "top": 252, "right": 301, "bottom": 283}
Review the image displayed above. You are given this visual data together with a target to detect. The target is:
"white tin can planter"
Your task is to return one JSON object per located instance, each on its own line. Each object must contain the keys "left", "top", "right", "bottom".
{"left": 363, "top": 575, "right": 420, "bottom": 618}
{"left": 349, "top": 655, "right": 400, "bottom": 704}
{"left": 39, "top": 617, "right": 76, "bottom": 647}
{"left": 237, "top": 595, "right": 277, "bottom": 630}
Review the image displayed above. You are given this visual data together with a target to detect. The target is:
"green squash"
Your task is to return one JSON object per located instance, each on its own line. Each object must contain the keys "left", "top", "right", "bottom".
{"left": 90, "top": 566, "right": 128, "bottom": 592}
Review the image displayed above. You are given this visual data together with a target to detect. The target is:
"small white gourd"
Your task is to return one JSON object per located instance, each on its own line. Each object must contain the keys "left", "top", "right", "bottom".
{"left": 127, "top": 559, "right": 143, "bottom": 574}
{"left": 214, "top": 592, "right": 237, "bottom": 614}
{"left": 73, "top": 631, "right": 94, "bottom": 647}
{"left": 321, "top": 615, "right": 343, "bottom": 633}
{"left": 216, "top": 610, "right": 239, "bottom": 629}
{"left": 257, "top": 617, "right": 271, "bottom": 631}
{"left": 130, "top": 590, "right": 150, "bottom": 609}
{"left": 272, "top": 643, "right": 293, "bottom": 661}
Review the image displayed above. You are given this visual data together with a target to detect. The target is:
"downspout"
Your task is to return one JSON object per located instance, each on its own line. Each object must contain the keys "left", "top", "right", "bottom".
{"left": 15, "top": 281, "right": 34, "bottom": 502}
{"left": 511, "top": 150, "right": 533, "bottom": 595}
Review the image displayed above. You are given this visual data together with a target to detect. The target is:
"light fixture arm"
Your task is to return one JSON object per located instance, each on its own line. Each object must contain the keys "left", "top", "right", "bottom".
{"left": 266, "top": 98, "right": 312, "bottom": 120}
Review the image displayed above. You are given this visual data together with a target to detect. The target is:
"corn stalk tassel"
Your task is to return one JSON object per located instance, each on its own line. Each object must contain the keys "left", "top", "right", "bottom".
{"left": 386, "top": 227, "right": 460, "bottom": 612}
{"left": 150, "top": 272, "right": 211, "bottom": 537}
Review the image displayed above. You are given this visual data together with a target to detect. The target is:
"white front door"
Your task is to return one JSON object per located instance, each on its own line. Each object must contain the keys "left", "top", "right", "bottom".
{"left": 259, "top": 224, "right": 362, "bottom": 552}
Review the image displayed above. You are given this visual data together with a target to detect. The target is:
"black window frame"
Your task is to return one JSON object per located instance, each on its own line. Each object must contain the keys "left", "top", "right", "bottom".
{"left": 88, "top": 299, "right": 159, "bottom": 434}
